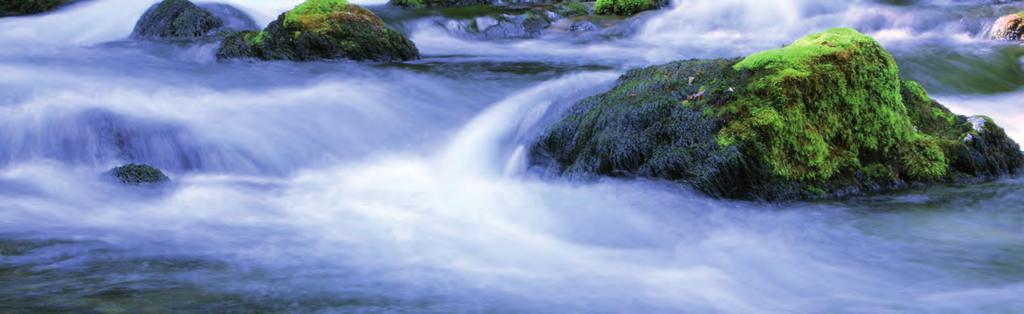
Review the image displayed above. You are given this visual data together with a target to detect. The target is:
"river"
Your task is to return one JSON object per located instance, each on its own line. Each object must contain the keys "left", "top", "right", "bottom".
{"left": 1, "top": 0, "right": 1023, "bottom": 312}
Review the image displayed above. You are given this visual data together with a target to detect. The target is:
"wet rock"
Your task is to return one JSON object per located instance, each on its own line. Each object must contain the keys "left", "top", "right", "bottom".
{"left": 441, "top": 9, "right": 558, "bottom": 40}
{"left": 569, "top": 20, "right": 598, "bottom": 32}
{"left": 217, "top": 0, "right": 419, "bottom": 62}
{"left": 532, "top": 28, "right": 1024, "bottom": 201}
{"left": 198, "top": 3, "right": 259, "bottom": 32}
{"left": 991, "top": 12, "right": 1024, "bottom": 41}
{"left": 0, "top": 0, "right": 70, "bottom": 17}
{"left": 132, "top": 0, "right": 224, "bottom": 39}
{"left": 108, "top": 163, "right": 170, "bottom": 186}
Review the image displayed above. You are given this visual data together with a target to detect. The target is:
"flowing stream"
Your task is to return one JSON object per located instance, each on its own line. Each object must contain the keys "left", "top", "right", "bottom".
{"left": 1, "top": 0, "right": 1023, "bottom": 312}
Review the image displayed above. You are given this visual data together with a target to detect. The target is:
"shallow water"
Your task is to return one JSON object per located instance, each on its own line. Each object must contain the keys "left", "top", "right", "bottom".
{"left": 1, "top": 0, "right": 1023, "bottom": 312}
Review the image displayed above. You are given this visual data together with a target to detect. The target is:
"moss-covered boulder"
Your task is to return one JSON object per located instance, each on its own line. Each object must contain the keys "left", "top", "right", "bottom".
{"left": 532, "top": 28, "right": 1023, "bottom": 200}
{"left": 0, "top": 0, "right": 70, "bottom": 17}
{"left": 217, "top": 0, "right": 419, "bottom": 62}
{"left": 594, "top": 0, "right": 666, "bottom": 16}
{"left": 992, "top": 12, "right": 1024, "bottom": 41}
{"left": 108, "top": 163, "right": 170, "bottom": 186}
{"left": 132, "top": 0, "right": 223, "bottom": 39}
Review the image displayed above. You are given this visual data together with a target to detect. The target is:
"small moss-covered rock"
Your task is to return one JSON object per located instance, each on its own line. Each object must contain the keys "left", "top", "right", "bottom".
{"left": 132, "top": 0, "right": 223, "bottom": 39}
{"left": 533, "top": 28, "right": 1023, "bottom": 200}
{"left": 594, "top": 0, "right": 665, "bottom": 16}
{"left": 217, "top": 0, "right": 419, "bottom": 62}
{"left": 0, "top": 0, "right": 69, "bottom": 17}
{"left": 992, "top": 12, "right": 1024, "bottom": 41}
{"left": 108, "top": 163, "right": 170, "bottom": 185}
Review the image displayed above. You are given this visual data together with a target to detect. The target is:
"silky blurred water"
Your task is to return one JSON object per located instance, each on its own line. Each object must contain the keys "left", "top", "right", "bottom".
{"left": 1, "top": 0, "right": 1023, "bottom": 312}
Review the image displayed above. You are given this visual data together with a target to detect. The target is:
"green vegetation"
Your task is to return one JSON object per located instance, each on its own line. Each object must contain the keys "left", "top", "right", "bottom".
{"left": 719, "top": 28, "right": 945, "bottom": 180}
{"left": 562, "top": 1, "right": 590, "bottom": 16}
{"left": 594, "top": 0, "right": 657, "bottom": 16}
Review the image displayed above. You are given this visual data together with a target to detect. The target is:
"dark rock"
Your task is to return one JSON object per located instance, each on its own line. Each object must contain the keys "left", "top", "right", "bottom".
{"left": 569, "top": 20, "right": 597, "bottom": 32}
{"left": 132, "top": 0, "right": 224, "bottom": 39}
{"left": 198, "top": 3, "right": 259, "bottom": 32}
{"left": 108, "top": 163, "right": 170, "bottom": 185}
{"left": 217, "top": 0, "right": 419, "bottom": 62}
{"left": 532, "top": 28, "right": 1024, "bottom": 201}
{"left": 0, "top": 0, "right": 70, "bottom": 17}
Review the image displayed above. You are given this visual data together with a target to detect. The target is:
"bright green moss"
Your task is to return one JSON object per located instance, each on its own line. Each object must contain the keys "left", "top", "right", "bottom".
{"left": 594, "top": 0, "right": 656, "bottom": 15}
{"left": 721, "top": 28, "right": 946, "bottom": 181}
{"left": 284, "top": 0, "right": 348, "bottom": 28}
{"left": 900, "top": 134, "right": 948, "bottom": 179}
{"left": 245, "top": 31, "right": 266, "bottom": 45}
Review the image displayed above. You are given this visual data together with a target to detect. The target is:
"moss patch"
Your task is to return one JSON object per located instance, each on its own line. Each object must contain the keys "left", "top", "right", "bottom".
{"left": 283, "top": 0, "right": 348, "bottom": 28}
{"left": 718, "top": 28, "right": 945, "bottom": 181}
{"left": 594, "top": 0, "right": 659, "bottom": 16}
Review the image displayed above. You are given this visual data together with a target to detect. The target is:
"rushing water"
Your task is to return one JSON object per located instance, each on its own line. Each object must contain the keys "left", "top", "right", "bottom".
{"left": 1, "top": 0, "right": 1023, "bottom": 312}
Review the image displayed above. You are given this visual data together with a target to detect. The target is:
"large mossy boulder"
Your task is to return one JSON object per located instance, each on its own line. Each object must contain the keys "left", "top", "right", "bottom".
{"left": 532, "top": 28, "right": 1023, "bottom": 200}
{"left": 108, "top": 163, "right": 170, "bottom": 186}
{"left": 0, "top": 0, "right": 69, "bottom": 17}
{"left": 132, "top": 0, "right": 224, "bottom": 39}
{"left": 992, "top": 12, "right": 1024, "bottom": 41}
{"left": 217, "top": 0, "right": 419, "bottom": 62}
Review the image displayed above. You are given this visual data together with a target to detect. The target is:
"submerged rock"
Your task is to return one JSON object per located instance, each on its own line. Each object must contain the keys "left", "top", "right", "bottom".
{"left": 217, "top": 0, "right": 419, "bottom": 62}
{"left": 108, "top": 163, "right": 170, "bottom": 186}
{"left": 0, "top": 0, "right": 70, "bottom": 17}
{"left": 132, "top": 0, "right": 224, "bottom": 39}
{"left": 991, "top": 12, "right": 1024, "bottom": 41}
{"left": 532, "top": 28, "right": 1023, "bottom": 201}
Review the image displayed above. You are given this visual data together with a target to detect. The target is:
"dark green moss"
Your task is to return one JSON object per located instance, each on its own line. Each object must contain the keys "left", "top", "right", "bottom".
{"left": 594, "top": 0, "right": 664, "bottom": 15}
{"left": 132, "top": 0, "right": 224, "bottom": 39}
{"left": 217, "top": 1, "right": 418, "bottom": 62}
{"left": 0, "top": 0, "right": 68, "bottom": 17}
{"left": 108, "top": 163, "right": 169, "bottom": 185}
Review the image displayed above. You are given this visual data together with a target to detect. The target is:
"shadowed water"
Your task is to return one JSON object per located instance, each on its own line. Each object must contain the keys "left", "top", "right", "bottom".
{"left": 1, "top": 0, "right": 1023, "bottom": 312}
